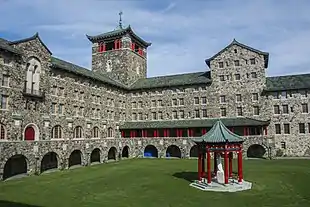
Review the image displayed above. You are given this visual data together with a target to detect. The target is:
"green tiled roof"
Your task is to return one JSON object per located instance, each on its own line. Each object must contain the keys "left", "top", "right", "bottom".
{"left": 50, "top": 57, "right": 128, "bottom": 89}
{"left": 266, "top": 73, "right": 310, "bottom": 91}
{"left": 0, "top": 38, "right": 22, "bottom": 55}
{"left": 205, "top": 39, "right": 269, "bottom": 68}
{"left": 119, "top": 117, "right": 269, "bottom": 129}
{"left": 130, "top": 72, "right": 211, "bottom": 90}
{"left": 86, "top": 25, "right": 151, "bottom": 47}
{"left": 192, "top": 121, "right": 244, "bottom": 143}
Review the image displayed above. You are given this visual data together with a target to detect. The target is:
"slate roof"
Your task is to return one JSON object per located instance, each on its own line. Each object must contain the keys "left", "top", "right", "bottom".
{"left": 205, "top": 39, "right": 269, "bottom": 68}
{"left": 130, "top": 71, "right": 211, "bottom": 90}
{"left": 119, "top": 117, "right": 270, "bottom": 129}
{"left": 192, "top": 121, "right": 244, "bottom": 143}
{"left": 86, "top": 25, "right": 151, "bottom": 47}
{"left": 50, "top": 57, "right": 128, "bottom": 89}
{"left": 0, "top": 38, "right": 22, "bottom": 55}
{"left": 265, "top": 73, "right": 310, "bottom": 92}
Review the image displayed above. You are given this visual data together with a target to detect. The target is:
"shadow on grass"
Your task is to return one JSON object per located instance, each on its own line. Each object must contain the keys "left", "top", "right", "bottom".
{"left": 0, "top": 200, "right": 42, "bottom": 207}
{"left": 173, "top": 171, "right": 197, "bottom": 183}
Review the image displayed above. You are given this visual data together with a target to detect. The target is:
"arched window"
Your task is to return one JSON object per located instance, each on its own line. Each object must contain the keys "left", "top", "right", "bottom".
{"left": 73, "top": 126, "right": 83, "bottom": 138}
{"left": 0, "top": 124, "right": 6, "bottom": 140}
{"left": 92, "top": 126, "right": 99, "bottom": 138}
{"left": 51, "top": 125, "right": 62, "bottom": 139}
{"left": 107, "top": 127, "right": 113, "bottom": 138}
{"left": 26, "top": 57, "right": 41, "bottom": 94}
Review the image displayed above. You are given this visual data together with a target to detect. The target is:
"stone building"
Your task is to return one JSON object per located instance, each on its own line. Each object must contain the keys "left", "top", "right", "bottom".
{"left": 0, "top": 20, "right": 309, "bottom": 180}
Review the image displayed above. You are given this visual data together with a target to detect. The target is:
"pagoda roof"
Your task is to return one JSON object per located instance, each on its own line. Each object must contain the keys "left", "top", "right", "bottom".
{"left": 86, "top": 25, "right": 151, "bottom": 47}
{"left": 192, "top": 120, "right": 244, "bottom": 144}
{"left": 205, "top": 39, "right": 269, "bottom": 68}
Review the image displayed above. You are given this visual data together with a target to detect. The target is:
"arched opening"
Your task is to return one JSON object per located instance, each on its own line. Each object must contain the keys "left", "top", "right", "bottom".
{"left": 190, "top": 145, "right": 198, "bottom": 158}
{"left": 166, "top": 145, "right": 181, "bottom": 158}
{"left": 3, "top": 154, "right": 27, "bottom": 180}
{"left": 69, "top": 150, "right": 82, "bottom": 167}
{"left": 40, "top": 152, "right": 58, "bottom": 173}
{"left": 90, "top": 148, "right": 101, "bottom": 163}
{"left": 247, "top": 144, "right": 266, "bottom": 158}
{"left": 24, "top": 126, "right": 35, "bottom": 141}
{"left": 144, "top": 145, "right": 158, "bottom": 158}
{"left": 108, "top": 147, "right": 117, "bottom": 160}
{"left": 122, "top": 146, "right": 129, "bottom": 158}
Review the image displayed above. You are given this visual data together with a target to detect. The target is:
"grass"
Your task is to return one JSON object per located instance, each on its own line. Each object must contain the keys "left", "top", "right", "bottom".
{"left": 0, "top": 159, "right": 310, "bottom": 207}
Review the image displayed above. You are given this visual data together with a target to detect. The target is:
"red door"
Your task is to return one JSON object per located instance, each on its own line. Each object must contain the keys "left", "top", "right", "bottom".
{"left": 25, "top": 126, "right": 35, "bottom": 141}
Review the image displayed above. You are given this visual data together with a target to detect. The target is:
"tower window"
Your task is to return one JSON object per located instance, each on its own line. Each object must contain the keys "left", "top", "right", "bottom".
{"left": 234, "top": 60, "right": 240, "bottom": 66}
{"left": 234, "top": 49, "right": 237, "bottom": 53}
{"left": 105, "top": 41, "right": 114, "bottom": 51}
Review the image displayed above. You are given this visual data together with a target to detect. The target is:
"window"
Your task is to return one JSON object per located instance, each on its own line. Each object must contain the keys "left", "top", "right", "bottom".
{"left": 281, "top": 142, "right": 286, "bottom": 149}
{"left": 234, "top": 49, "right": 237, "bottom": 53}
{"left": 218, "top": 62, "right": 224, "bottom": 68}
{"left": 275, "top": 124, "right": 281, "bottom": 134}
{"left": 234, "top": 60, "right": 240, "bottom": 66}
{"left": 251, "top": 72, "right": 257, "bottom": 78}
{"left": 253, "top": 106, "right": 259, "bottom": 115}
{"left": 237, "top": 107, "right": 243, "bottom": 116}
{"left": 282, "top": 105, "right": 289, "bottom": 114}
{"left": 179, "top": 110, "right": 184, "bottom": 119}
{"left": 59, "top": 104, "right": 64, "bottom": 115}
{"left": 80, "top": 92, "right": 84, "bottom": 101}
{"left": 52, "top": 86, "right": 58, "bottom": 96}
{"left": 236, "top": 94, "right": 242, "bottom": 102}
{"left": 302, "top": 103, "right": 308, "bottom": 113}
{"left": 158, "top": 100, "right": 162, "bottom": 107}
{"left": 51, "top": 125, "right": 62, "bottom": 139}
{"left": 172, "top": 99, "right": 177, "bottom": 106}
{"left": 220, "top": 95, "right": 226, "bottom": 103}
{"left": 158, "top": 112, "right": 163, "bottom": 120}
{"left": 96, "top": 108, "right": 100, "bottom": 119}
{"left": 108, "top": 127, "right": 113, "bottom": 137}
{"left": 273, "top": 105, "right": 280, "bottom": 114}
{"left": 138, "top": 101, "right": 142, "bottom": 108}
{"left": 201, "top": 97, "right": 207, "bottom": 105}
{"left": 73, "top": 126, "right": 83, "bottom": 138}
{"left": 0, "top": 124, "right": 6, "bottom": 140}
{"left": 74, "top": 106, "right": 78, "bottom": 116}
{"left": 202, "top": 109, "right": 207, "bottom": 118}
{"left": 220, "top": 108, "right": 226, "bottom": 117}
{"left": 132, "top": 113, "right": 137, "bottom": 120}
{"left": 132, "top": 102, "right": 137, "bottom": 108}
{"left": 152, "top": 112, "right": 157, "bottom": 120}
{"left": 92, "top": 127, "right": 99, "bottom": 138}
{"left": 252, "top": 93, "right": 258, "bottom": 101}
{"left": 284, "top": 124, "right": 290, "bottom": 134}
{"left": 235, "top": 74, "right": 241, "bottom": 80}
{"left": 179, "top": 98, "right": 184, "bottom": 106}
{"left": 1, "top": 75, "right": 9, "bottom": 87}
{"left": 58, "top": 87, "right": 64, "bottom": 97}
{"left": 299, "top": 123, "right": 305, "bottom": 134}
{"left": 80, "top": 107, "right": 84, "bottom": 117}
{"left": 172, "top": 111, "right": 178, "bottom": 119}
{"left": 194, "top": 97, "right": 199, "bottom": 105}
{"left": 51, "top": 103, "right": 57, "bottom": 114}
{"left": 219, "top": 75, "right": 225, "bottom": 81}
{"left": 195, "top": 110, "right": 200, "bottom": 118}
{"left": 0, "top": 95, "right": 8, "bottom": 110}
{"left": 250, "top": 58, "right": 255, "bottom": 65}
{"left": 138, "top": 113, "right": 143, "bottom": 120}
{"left": 151, "top": 100, "right": 156, "bottom": 108}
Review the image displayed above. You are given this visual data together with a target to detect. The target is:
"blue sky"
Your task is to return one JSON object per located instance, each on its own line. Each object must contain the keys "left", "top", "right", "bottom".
{"left": 1, "top": 0, "right": 310, "bottom": 77}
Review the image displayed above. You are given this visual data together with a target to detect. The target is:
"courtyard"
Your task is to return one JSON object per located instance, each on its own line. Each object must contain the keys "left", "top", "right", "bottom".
{"left": 0, "top": 158, "right": 309, "bottom": 207}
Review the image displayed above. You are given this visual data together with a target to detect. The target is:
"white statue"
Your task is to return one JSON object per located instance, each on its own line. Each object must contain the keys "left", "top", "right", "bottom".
{"left": 216, "top": 153, "right": 225, "bottom": 184}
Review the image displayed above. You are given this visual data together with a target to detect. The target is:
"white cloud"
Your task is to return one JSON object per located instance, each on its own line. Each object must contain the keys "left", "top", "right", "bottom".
{"left": 1, "top": 0, "right": 310, "bottom": 77}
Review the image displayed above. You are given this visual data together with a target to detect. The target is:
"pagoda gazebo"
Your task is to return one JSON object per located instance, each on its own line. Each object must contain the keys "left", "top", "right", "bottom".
{"left": 190, "top": 121, "right": 251, "bottom": 191}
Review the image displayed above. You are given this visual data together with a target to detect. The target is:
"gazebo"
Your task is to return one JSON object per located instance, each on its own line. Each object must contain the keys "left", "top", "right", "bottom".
{"left": 192, "top": 120, "right": 244, "bottom": 185}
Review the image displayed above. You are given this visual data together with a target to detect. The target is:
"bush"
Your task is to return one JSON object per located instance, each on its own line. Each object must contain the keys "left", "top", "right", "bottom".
{"left": 275, "top": 149, "right": 284, "bottom": 157}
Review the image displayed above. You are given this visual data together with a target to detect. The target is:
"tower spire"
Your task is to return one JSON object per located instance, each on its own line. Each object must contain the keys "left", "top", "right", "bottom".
{"left": 119, "top": 11, "right": 123, "bottom": 29}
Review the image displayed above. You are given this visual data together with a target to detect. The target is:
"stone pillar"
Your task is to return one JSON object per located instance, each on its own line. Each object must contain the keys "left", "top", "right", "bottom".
{"left": 121, "top": 35, "right": 132, "bottom": 49}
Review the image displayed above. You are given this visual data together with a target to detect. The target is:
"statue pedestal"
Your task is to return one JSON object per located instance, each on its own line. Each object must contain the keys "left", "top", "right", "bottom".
{"left": 217, "top": 171, "right": 225, "bottom": 184}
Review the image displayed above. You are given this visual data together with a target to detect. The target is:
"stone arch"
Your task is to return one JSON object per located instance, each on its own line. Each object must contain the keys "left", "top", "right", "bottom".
{"left": 90, "top": 148, "right": 101, "bottom": 163}
{"left": 69, "top": 150, "right": 82, "bottom": 167}
{"left": 122, "top": 146, "right": 129, "bottom": 158}
{"left": 144, "top": 145, "right": 158, "bottom": 158}
{"left": 189, "top": 145, "right": 198, "bottom": 158}
{"left": 40, "top": 152, "right": 59, "bottom": 173}
{"left": 166, "top": 145, "right": 181, "bottom": 158}
{"left": 108, "top": 147, "right": 117, "bottom": 160}
{"left": 247, "top": 144, "right": 267, "bottom": 158}
{"left": 26, "top": 56, "right": 41, "bottom": 92}
{"left": 23, "top": 123, "right": 39, "bottom": 141}
{"left": 3, "top": 154, "right": 28, "bottom": 180}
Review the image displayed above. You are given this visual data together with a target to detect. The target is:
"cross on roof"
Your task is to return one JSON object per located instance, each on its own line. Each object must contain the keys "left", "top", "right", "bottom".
{"left": 119, "top": 11, "right": 123, "bottom": 29}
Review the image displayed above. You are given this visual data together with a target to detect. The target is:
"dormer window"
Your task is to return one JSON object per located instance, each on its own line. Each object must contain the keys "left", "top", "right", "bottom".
{"left": 234, "top": 60, "right": 240, "bottom": 66}
{"left": 250, "top": 58, "right": 256, "bottom": 65}
{"left": 218, "top": 62, "right": 224, "bottom": 68}
{"left": 234, "top": 49, "right": 237, "bottom": 53}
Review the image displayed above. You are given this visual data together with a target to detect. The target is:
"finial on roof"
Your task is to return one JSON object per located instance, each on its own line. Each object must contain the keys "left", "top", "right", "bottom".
{"left": 119, "top": 11, "right": 123, "bottom": 29}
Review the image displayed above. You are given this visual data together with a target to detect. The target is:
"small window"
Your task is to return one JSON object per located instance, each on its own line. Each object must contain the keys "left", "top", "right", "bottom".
{"left": 51, "top": 125, "right": 62, "bottom": 139}
{"left": 179, "top": 110, "right": 185, "bottom": 119}
{"left": 157, "top": 100, "right": 162, "bottom": 107}
{"left": 235, "top": 74, "right": 241, "bottom": 80}
{"left": 234, "top": 60, "right": 240, "bottom": 66}
{"left": 299, "top": 123, "right": 305, "bottom": 134}
{"left": 252, "top": 93, "right": 258, "bottom": 101}
{"left": 236, "top": 94, "right": 242, "bottom": 102}
{"left": 158, "top": 112, "right": 163, "bottom": 120}
{"left": 250, "top": 58, "right": 255, "bottom": 65}
{"left": 152, "top": 112, "right": 157, "bottom": 120}
{"left": 218, "top": 62, "right": 224, "bottom": 68}
{"left": 234, "top": 49, "right": 237, "bottom": 53}
{"left": 219, "top": 75, "right": 225, "bottom": 81}
{"left": 0, "top": 95, "right": 8, "bottom": 110}
{"left": 251, "top": 72, "right": 257, "bottom": 78}
{"left": 138, "top": 113, "right": 143, "bottom": 120}
{"left": 253, "top": 106, "right": 259, "bottom": 115}
{"left": 151, "top": 100, "right": 156, "bottom": 108}
{"left": 92, "top": 127, "right": 99, "bottom": 138}
{"left": 220, "top": 108, "right": 226, "bottom": 117}
{"left": 73, "top": 126, "right": 83, "bottom": 138}
{"left": 274, "top": 105, "right": 280, "bottom": 114}
{"left": 172, "top": 111, "right": 178, "bottom": 119}
{"left": 281, "top": 142, "right": 286, "bottom": 149}
{"left": 284, "top": 124, "right": 290, "bottom": 134}
{"left": 202, "top": 109, "right": 207, "bottom": 118}
{"left": 236, "top": 107, "right": 243, "bottom": 116}
{"left": 201, "top": 97, "right": 207, "bottom": 105}
{"left": 195, "top": 110, "right": 200, "bottom": 118}
{"left": 275, "top": 124, "right": 281, "bottom": 134}
{"left": 179, "top": 98, "right": 184, "bottom": 106}
{"left": 282, "top": 105, "right": 289, "bottom": 114}
{"left": 132, "top": 113, "right": 137, "bottom": 120}
{"left": 194, "top": 97, "right": 199, "bottom": 105}
{"left": 220, "top": 95, "right": 226, "bottom": 103}
{"left": 302, "top": 103, "right": 308, "bottom": 113}
{"left": 172, "top": 99, "right": 177, "bottom": 106}
{"left": 1, "top": 75, "right": 9, "bottom": 87}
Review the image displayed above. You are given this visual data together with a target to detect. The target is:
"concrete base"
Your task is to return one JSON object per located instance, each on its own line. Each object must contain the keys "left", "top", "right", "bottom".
{"left": 189, "top": 178, "right": 252, "bottom": 192}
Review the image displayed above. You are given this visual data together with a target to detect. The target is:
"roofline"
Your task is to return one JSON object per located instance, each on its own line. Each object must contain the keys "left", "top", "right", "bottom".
{"left": 205, "top": 39, "right": 269, "bottom": 68}
{"left": 9, "top": 32, "right": 52, "bottom": 55}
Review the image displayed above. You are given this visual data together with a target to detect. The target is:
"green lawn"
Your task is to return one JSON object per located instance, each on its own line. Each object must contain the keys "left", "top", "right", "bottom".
{"left": 0, "top": 159, "right": 310, "bottom": 207}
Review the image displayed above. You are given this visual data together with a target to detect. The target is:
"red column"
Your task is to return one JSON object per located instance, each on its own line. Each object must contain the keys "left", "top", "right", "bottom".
{"left": 176, "top": 129, "right": 179, "bottom": 137}
{"left": 238, "top": 149, "right": 243, "bottom": 183}
{"left": 224, "top": 150, "right": 229, "bottom": 184}
{"left": 166, "top": 129, "right": 170, "bottom": 137}
{"left": 247, "top": 127, "right": 250, "bottom": 136}
{"left": 130, "top": 131, "right": 133, "bottom": 138}
{"left": 187, "top": 129, "right": 190, "bottom": 137}
{"left": 131, "top": 42, "right": 135, "bottom": 51}
{"left": 153, "top": 129, "right": 157, "bottom": 137}
{"left": 213, "top": 152, "right": 217, "bottom": 175}
{"left": 179, "top": 129, "right": 183, "bottom": 137}
{"left": 163, "top": 129, "right": 167, "bottom": 137}
{"left": 243, "top": 127, "right": 247, "bottom": 136}
{"left": 264, "top": 126, "right": 268, "bottom": 135}
{"left": 121, "top": 130, "right": 124, "bottom": 138}
{"left": 114, "top": 39, "right": 118, "bottom": 49}
{"left": 207, "top": 148, "right": 211, "bottom": 184}
{"left": 229, "top": 152, "right": 233, "bottom": 178}
{"left": 198, "top": 152, "right": 202, "bottom": 181}
{"left": 102, "top": 43, "right": 106, "bottom": 52}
